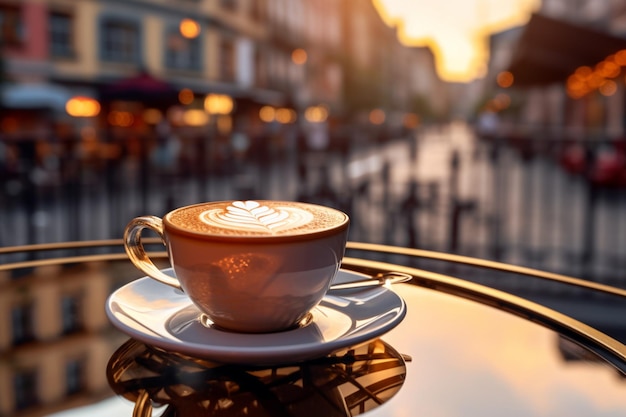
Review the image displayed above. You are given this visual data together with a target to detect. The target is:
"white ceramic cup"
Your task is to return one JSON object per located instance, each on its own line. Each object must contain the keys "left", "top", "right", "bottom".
{"left": 124, "top": 200, "right": 350, "bottom": 333}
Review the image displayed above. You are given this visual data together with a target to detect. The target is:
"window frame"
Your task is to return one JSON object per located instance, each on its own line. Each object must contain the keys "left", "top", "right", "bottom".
{"left": 13, "top": 368, "right": 39, "bottom": 411}
{"left": 61, "top": 292, "right": 83, "bottom": 334}
{"left": 49, "top": 9, "right": 76, "bottom": 59}
{"left": 163, "top": 22, "right": 202, "bottom": 72}
{"left": 98, "top": 14, "right": 142, "bottom": 65}
{"left": 11, "top": 301, "right": 35, "bottom": 345}
{"left": 65, "top": 356, "right": 86, "bottom": 395}
{"left": 0, "top": 3, "right": 24, "bottom": 47}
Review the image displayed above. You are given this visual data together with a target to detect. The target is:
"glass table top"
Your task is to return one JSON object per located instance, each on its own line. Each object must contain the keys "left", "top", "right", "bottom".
{"left": 1, "top": 241, "right": 625, "bottom": 417}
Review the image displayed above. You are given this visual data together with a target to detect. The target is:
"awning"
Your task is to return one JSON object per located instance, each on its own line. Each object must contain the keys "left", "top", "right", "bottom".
{"left": 507, "top": 13, "right": 626, "bottom": 87}
{"left": 1, "top": 83, "right": 72, "bottom": 111}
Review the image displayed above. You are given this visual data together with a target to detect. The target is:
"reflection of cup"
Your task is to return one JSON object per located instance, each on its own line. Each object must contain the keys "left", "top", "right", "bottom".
{"left": 124, "top": 200, "right": 349, "bottom": 333}
{"left": 107, "top": 338, "right": 407, "bottom": 417}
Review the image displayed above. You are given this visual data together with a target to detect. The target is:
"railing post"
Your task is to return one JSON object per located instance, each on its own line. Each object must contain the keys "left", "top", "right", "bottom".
{"left": 448, "top": 149, "right": 460, "bottom": 252}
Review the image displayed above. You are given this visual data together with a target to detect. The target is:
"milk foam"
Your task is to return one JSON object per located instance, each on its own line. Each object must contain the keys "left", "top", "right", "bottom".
{"left": 200, "top": 200, "right": 314, "bottom": 234}
{"left": 167, "top": 200, "right": 347, "bottom": 237}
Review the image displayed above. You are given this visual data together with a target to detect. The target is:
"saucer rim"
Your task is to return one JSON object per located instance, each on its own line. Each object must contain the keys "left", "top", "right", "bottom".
{"left": 105, "top": 269, "right": 407, "bottom": 364}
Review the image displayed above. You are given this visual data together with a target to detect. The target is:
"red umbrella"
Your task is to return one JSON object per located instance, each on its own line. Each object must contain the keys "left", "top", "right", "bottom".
{"left": 100, "top": 71, "right": 180, "bottom": 107}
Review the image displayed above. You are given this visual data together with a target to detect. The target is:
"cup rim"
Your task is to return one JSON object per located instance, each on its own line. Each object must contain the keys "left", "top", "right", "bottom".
{"left": 162, "top": 200, "right": 350, "bottom": 242}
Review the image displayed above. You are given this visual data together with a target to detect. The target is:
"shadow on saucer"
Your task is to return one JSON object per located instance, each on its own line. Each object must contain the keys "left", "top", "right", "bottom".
{"left": 106, "top": 338, "right": 409, "bottom": 417}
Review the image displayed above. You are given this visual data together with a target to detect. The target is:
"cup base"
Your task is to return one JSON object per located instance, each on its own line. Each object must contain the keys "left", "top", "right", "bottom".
{"left": 199, "top": 312, "right": 314, "bottom": 334}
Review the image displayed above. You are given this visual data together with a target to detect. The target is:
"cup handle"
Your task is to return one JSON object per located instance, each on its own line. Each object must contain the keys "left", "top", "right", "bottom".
{"left": 124, "top": 215, "right": 182, "bottom": 290}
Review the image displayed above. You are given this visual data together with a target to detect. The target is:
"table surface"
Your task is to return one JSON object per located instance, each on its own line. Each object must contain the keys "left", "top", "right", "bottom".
{"left": 1, "top": 241, "right": 625, "bottom": 417}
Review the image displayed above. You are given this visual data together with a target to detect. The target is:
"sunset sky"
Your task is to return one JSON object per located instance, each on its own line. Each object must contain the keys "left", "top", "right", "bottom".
{"left": 373, "top": 0, "right": 541, "bottom": 82}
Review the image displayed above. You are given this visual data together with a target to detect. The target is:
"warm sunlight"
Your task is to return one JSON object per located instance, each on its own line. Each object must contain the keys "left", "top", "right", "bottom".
{"left": 373, "top": 0, "right": 541, "bottom": 82}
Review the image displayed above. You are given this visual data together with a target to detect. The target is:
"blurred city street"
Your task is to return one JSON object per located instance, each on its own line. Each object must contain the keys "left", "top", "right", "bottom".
{"left": 3, "top": 121, "right": 626, "bottom": 289}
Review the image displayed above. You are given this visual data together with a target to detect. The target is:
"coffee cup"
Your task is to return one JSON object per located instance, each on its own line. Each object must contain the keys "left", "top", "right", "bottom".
{"left": 123, "top": 200, "right": 349, "bottom": 333}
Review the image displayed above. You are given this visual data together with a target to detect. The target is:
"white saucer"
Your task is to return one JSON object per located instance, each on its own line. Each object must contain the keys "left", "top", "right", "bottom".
{"left": 105, "top": 269, "right": 407, "bottom": 365}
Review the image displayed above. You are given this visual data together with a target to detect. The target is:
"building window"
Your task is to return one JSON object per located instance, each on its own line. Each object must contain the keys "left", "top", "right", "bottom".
{"left": 165, "top": 30, "right": 201, "bottom": 71}
{"left": 11, "top": 303, "right": 34, "bottom": 345}
{"left": 100, "top": 17, "right": 140, "bottom": 63}
{"left": 13, "top": 369, "right": 38, "bottom": 410}
{"left": 0, "top": 3, "right": 23, "bottom": 47}
{"left": 49, "top": 11, "right": 75, "bottom": 58}
{"left": 65, "top": 358, "right": 85, "bottom": 395}
{"left": 220, "top": 38, "right": 236, "bottom": 82}
{"left": 61, "top": 294, "right": 82, "bottom": 334}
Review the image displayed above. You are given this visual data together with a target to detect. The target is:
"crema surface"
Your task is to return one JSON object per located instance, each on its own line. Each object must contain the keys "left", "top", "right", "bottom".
{"left": 167, "top": 201, "right": 348, "bottom": 237}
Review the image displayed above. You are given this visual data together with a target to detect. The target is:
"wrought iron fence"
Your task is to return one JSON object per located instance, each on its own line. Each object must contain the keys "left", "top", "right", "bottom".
{"left": 1, "top": 126, "right": 625, "bottom": 288}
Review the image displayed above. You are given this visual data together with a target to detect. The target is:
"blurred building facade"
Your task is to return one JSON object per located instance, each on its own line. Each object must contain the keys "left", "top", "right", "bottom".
{"left": 0, "top": 263, "right": 118, "bottom": 417}
{"left": 483, "top": 0, "right": 626, "bottom": 142}
{"left": 470, "top": 1, "right": 626, "bottom": 288}
{"left": 0, "top": 0, "right": 446, "bottom": 146}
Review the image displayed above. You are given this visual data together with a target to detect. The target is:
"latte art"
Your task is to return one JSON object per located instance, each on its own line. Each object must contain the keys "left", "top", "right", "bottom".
{"left": 166, "top": 200, "right": 347, "bottom": 238}
{"left": 200, "top": 201, "right": 314, "bottom": 234}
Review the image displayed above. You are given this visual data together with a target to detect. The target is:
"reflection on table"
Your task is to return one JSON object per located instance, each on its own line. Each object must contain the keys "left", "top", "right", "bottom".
{"left": 107, "top": 338, "right": 408, "bottom": 417}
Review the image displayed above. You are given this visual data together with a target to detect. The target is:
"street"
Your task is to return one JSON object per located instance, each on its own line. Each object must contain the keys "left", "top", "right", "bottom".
{"left": 2, "top": 122, "right": 626, "bottom": 288}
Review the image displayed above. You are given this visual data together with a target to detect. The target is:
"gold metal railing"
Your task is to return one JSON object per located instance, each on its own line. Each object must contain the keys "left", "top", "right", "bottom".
{"left": 340, "top": 255, "right": 626, "bottom": 374}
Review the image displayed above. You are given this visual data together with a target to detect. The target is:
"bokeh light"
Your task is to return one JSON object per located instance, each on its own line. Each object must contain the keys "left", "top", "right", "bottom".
{"left": 304, "top": 106, "right": 328, "bottom": 123}
{"left": 496, "top": 71, "right": 514, "bottom": 88}
{"left": 292, "top": 48, "right": 308, "bottom": 65}
{"left": 259, "top": 106, "right": 276, "bottom": 122}
{"left": 493, "top": 93, "right": 511, "bottom": 110}
{"left": 596, "top": 61, "right": 620, "bottom": 78}
{"left": 142, "top": 108, "right": 163, "bottom": 125}
{"left": 178, "top": 88, "right": 195, "bottom": 105}
{"left": 369, "top": 108, "right": 386, "bottom": 125}
{"left": 567, "top": 51, "right": 626, "bottom": 99}
{"left": 183, "top": 109, "right": 209, "bottom": 126}
{"left": 108, "top": 111, "right": 134, "bottom": 127}
{"left": 276, "top": 108, "right": 297, "bottom": 124}
{"left": 204, "top": 94, "right": 234, "bottom": 115}
{"left": 599, "top": 79, "right": 617, "bottom": 96}
{"left": 179, "top": 18, "right": 201, "bottom": 39}
{"left": 66, "top": 96, "right": 101, "bottom": 117}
